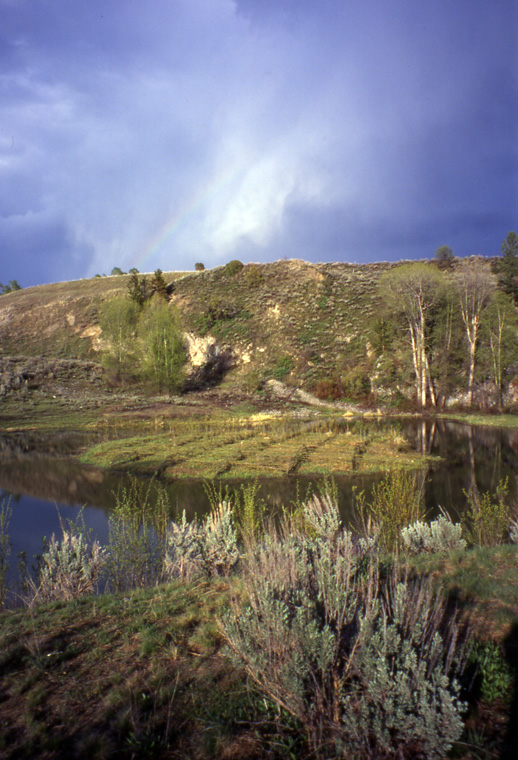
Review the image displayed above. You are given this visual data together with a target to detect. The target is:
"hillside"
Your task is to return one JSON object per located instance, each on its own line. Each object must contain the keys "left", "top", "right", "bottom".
{"left": 0, "top": 260, "right": 395, "bottom": 396}
{"left": 0, "top": 256, "right": 512, "bottom": 410}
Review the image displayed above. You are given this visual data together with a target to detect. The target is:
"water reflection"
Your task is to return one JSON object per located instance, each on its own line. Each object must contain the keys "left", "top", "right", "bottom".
{"left": 1, "top": 419, "right": 518, "bottom": 563}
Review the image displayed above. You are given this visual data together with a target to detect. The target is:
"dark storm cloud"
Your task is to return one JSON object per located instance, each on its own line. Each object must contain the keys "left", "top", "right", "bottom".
{"left": 0, "top": 0, "right": 516, "bottom": 286}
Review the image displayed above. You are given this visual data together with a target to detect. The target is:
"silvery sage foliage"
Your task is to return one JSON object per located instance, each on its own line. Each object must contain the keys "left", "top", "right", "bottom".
{"left": 36, "top": 530, "right": 106, "bottom": 602}
{"left": 199, "top": 500, "right": 240, "bottom": 577}
{"left": 510, "top": 519, "right": 518, "bottom": 544}
{"left": 223, "top": 511, "right": 466, "bottom": 759}
{"left": 164, "top": 501, "right": 240, "bottom": 580}
{"left": 342, "top": 580, "right": 465, "bottom": 759}
{"left": 164, "top": 511, "right": 203, "bottom": 580}
{"left": 401, "top": 514, "right": 466, "bottom": 554}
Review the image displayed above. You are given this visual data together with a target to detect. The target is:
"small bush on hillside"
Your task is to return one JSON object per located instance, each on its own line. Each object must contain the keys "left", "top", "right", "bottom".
{"left": 272, "top": 355, "right": 295, "bottom": 380}
{"left": 222, "top": 500, "right": 466, "bottom": 759}
{"left": 401, "top": 514, "right": 466, "bottom": 554}
{"left": 314, "top": 377, "right": 344, "bottom": 401}
{"left": 244, "top": 263, "right": 263, "bottom": 288}
{"left": 194, "top": 262, "right": 205, "bottom": 271}
{"left": 465, "top": 480, "right": 511, "bottom": 547}
{"left": 224, "top": 259, "right": 244, "bottom": 277}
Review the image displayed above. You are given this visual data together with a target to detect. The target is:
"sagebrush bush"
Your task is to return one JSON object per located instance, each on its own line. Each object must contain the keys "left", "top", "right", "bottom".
{"left": 222, "top": 497, "right": 466, "bottom": 759}
{"left": 199, "top": 501, "right": 240, "bottom": 577}
{"left": 164, "top": 501, "right": 240, "bottom": 580}
{"left": 164, "top": 511, "right": 202, "bottom": 581}
{"left": 401, "top": 514, "right": 466, "bottom": 554}
{"left": 35, "top": 529, "right": 105, "bottom": 603}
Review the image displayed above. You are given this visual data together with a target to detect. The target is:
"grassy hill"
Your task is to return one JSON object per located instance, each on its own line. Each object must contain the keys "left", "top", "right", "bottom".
{"left": 0, "top": 260, "right": 397, "bottom": 395}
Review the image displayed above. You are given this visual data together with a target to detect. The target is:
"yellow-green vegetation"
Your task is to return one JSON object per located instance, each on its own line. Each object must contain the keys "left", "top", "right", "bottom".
{"left": 439, "top": 411, "right": 518, "bottom": 428}
{"left": 81, "top": 414, "right": 431, "bottom": 479}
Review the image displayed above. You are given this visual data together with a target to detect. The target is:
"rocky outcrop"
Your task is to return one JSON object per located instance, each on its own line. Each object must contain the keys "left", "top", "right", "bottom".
{"left": 0, "top": 357, "right": 104, "bottom": 397}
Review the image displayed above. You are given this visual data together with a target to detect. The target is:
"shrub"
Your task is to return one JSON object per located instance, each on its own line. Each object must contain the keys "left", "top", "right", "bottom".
{"left": 164, "top": 511, "right": 203, "bottom": 581}
{"left": 0, "top": 498, "right": 12, "bottom": 609}
{"left": 401, "top": 514, "right": 466, "bottom": 554}
{"left": 164, "top": 500, "right": 240, "bottom": 580}
{"left": 199, "top": 501, "right": 240, "bottom": 577}
{"left": 244, "top": 263, "right": 263, "bottom": 288}
{"left": 272, "top": 355, "right": 295, "bottom": 380}
{"left": 106, "top": 481, "right": 169, "bottom": 592}
{"left": 469, "top": 640, "right": 513, "bottom": 703}
{"left": 356, "top": 470, "right": 426, "bottom": 551}
{"left": 314, "top": 377, "right": 344, "bottom": 401}
{"left": 34, "top": 521, "right": 106, "bottom": 603}
{"left": 510, "top": 518, "right": 518, "bottom": 544}
{"left": 222, "top": 508, "right": 466, "bottom": 759}
{"left": 194, "top": 262, "right": 205, "bottom": 271}
{"left": 223, "top": 259, "right": 244, "bottom": 277}
{"left": 464, "top": 480, "right": 511, "bottom": 547}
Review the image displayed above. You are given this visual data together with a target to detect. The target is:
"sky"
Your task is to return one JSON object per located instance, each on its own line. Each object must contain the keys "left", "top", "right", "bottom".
{"left": 0, "top": 0, "right": 517, "bottom": 288}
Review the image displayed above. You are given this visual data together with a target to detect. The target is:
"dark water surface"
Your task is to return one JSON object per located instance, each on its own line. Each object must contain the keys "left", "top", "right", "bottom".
{"left": 1, "top": 419, "right": 517, "bottom": 565}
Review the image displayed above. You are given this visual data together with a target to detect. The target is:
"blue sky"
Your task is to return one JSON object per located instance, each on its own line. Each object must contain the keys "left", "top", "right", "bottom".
{"left": 0, "top": 0, "right": 516, "bottom": 287}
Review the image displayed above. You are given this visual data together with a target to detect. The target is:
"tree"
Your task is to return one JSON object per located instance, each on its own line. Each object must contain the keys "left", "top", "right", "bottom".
{"left": 379, "top": 263, "right": 445, "bottom": 407}
{"left": 138, "top": 301, "right": 186, "bottom": 392}
{"left": 127, "top": 271, "right": 149, "bottom": 308}
{"left": 110, "top": 267, "right": 125, "bottom": 276}
{"left": 480, "top": 292, "right": 518, "bottom": 411}
{"left": 453, "top": 259, "right": 495, "bottom": 407}
{"left": 496, "top": 231, "right": 518, "bottom": 300}
{"left": 434, "top": 245, "right": 454, "bottom": 270}
{"left": 150, "top": 268, "right": 169, "bottom": 301}
{"left": 195, "top": 262, "right": 205, "bottom": 271}
{"left": 99, "top": 297, "right": 140, "bottom": 378}
{"left": 0, "top": 280, "right": 22, "bottom": 294}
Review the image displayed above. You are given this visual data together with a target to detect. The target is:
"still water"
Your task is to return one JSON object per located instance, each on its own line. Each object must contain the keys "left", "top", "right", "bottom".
{"left": 1, "top": 419, "right": 517, "bottom": 564}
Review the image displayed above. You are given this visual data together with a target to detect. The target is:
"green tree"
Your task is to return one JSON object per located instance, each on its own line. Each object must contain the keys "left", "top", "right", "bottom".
{"left": 453, "top": 259, "right": 495, "bottom": 406}
{"left": 0, "top": 280, "right": 22, "bottom": 294}
{"left": 127, "top": 271, "right": 149, "bottom": 308}
{"left": 138, "top": 301, "right": 186, "bottom": 392}
{"left": 99, "top": 296, "right": 140, "bottom": 378}
{"left": 434, "top": 245, "right": 454, "bottom": 269}
{"left": 110, "top": 266, "right": 125, "bottom": 276}
{"left": 150, "top": 268, "right": 169, "bottom": 301}
{"left": 496, "top": 231, "right": 518, "bottom": 300}
{"left": 379, "top": 263, "right": 445, "bottom": 407}
{"left": 480, "top": 292, "right": 518, "bottom": 411}
{"left": 195, "top": 262, "right": 205, "bottom": 271}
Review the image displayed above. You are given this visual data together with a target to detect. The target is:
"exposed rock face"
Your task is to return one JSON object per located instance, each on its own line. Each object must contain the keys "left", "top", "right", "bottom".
{"left": 0, "top": 357, "right": 104, "bottom": 397}
{"left": 183, "top": 333, "right": 233, "bottom": 390}
{"left": 184, "top": 333, "right": 220, "bottom": 368}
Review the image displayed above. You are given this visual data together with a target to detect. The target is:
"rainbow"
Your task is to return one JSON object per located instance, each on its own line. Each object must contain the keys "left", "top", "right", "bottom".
{"left": 130, "top": 167, "right": 242, "bottom": 272}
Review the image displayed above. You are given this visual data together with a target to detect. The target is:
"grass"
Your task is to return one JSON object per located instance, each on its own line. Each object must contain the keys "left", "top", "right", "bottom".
{"left": 439, "top": 411, "right": 518, "bottom": 428}
{"left": 80, "top": 414, "right": 434, "bottom": 479}
{"left": 1, "top": 543, "right": 517, "bottom": 759}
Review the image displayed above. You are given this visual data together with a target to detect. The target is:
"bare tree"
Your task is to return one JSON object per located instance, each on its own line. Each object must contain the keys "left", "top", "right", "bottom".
{"left": 453, "top": 259, "right": 495, "bottom": 407}
{"left": 379, "top": 263, "right": 444, "bottom": 407}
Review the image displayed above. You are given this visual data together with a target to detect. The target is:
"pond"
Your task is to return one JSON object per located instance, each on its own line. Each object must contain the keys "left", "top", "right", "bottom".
{"left": 1, "top": 418, "right": 517, "bottom": 571}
